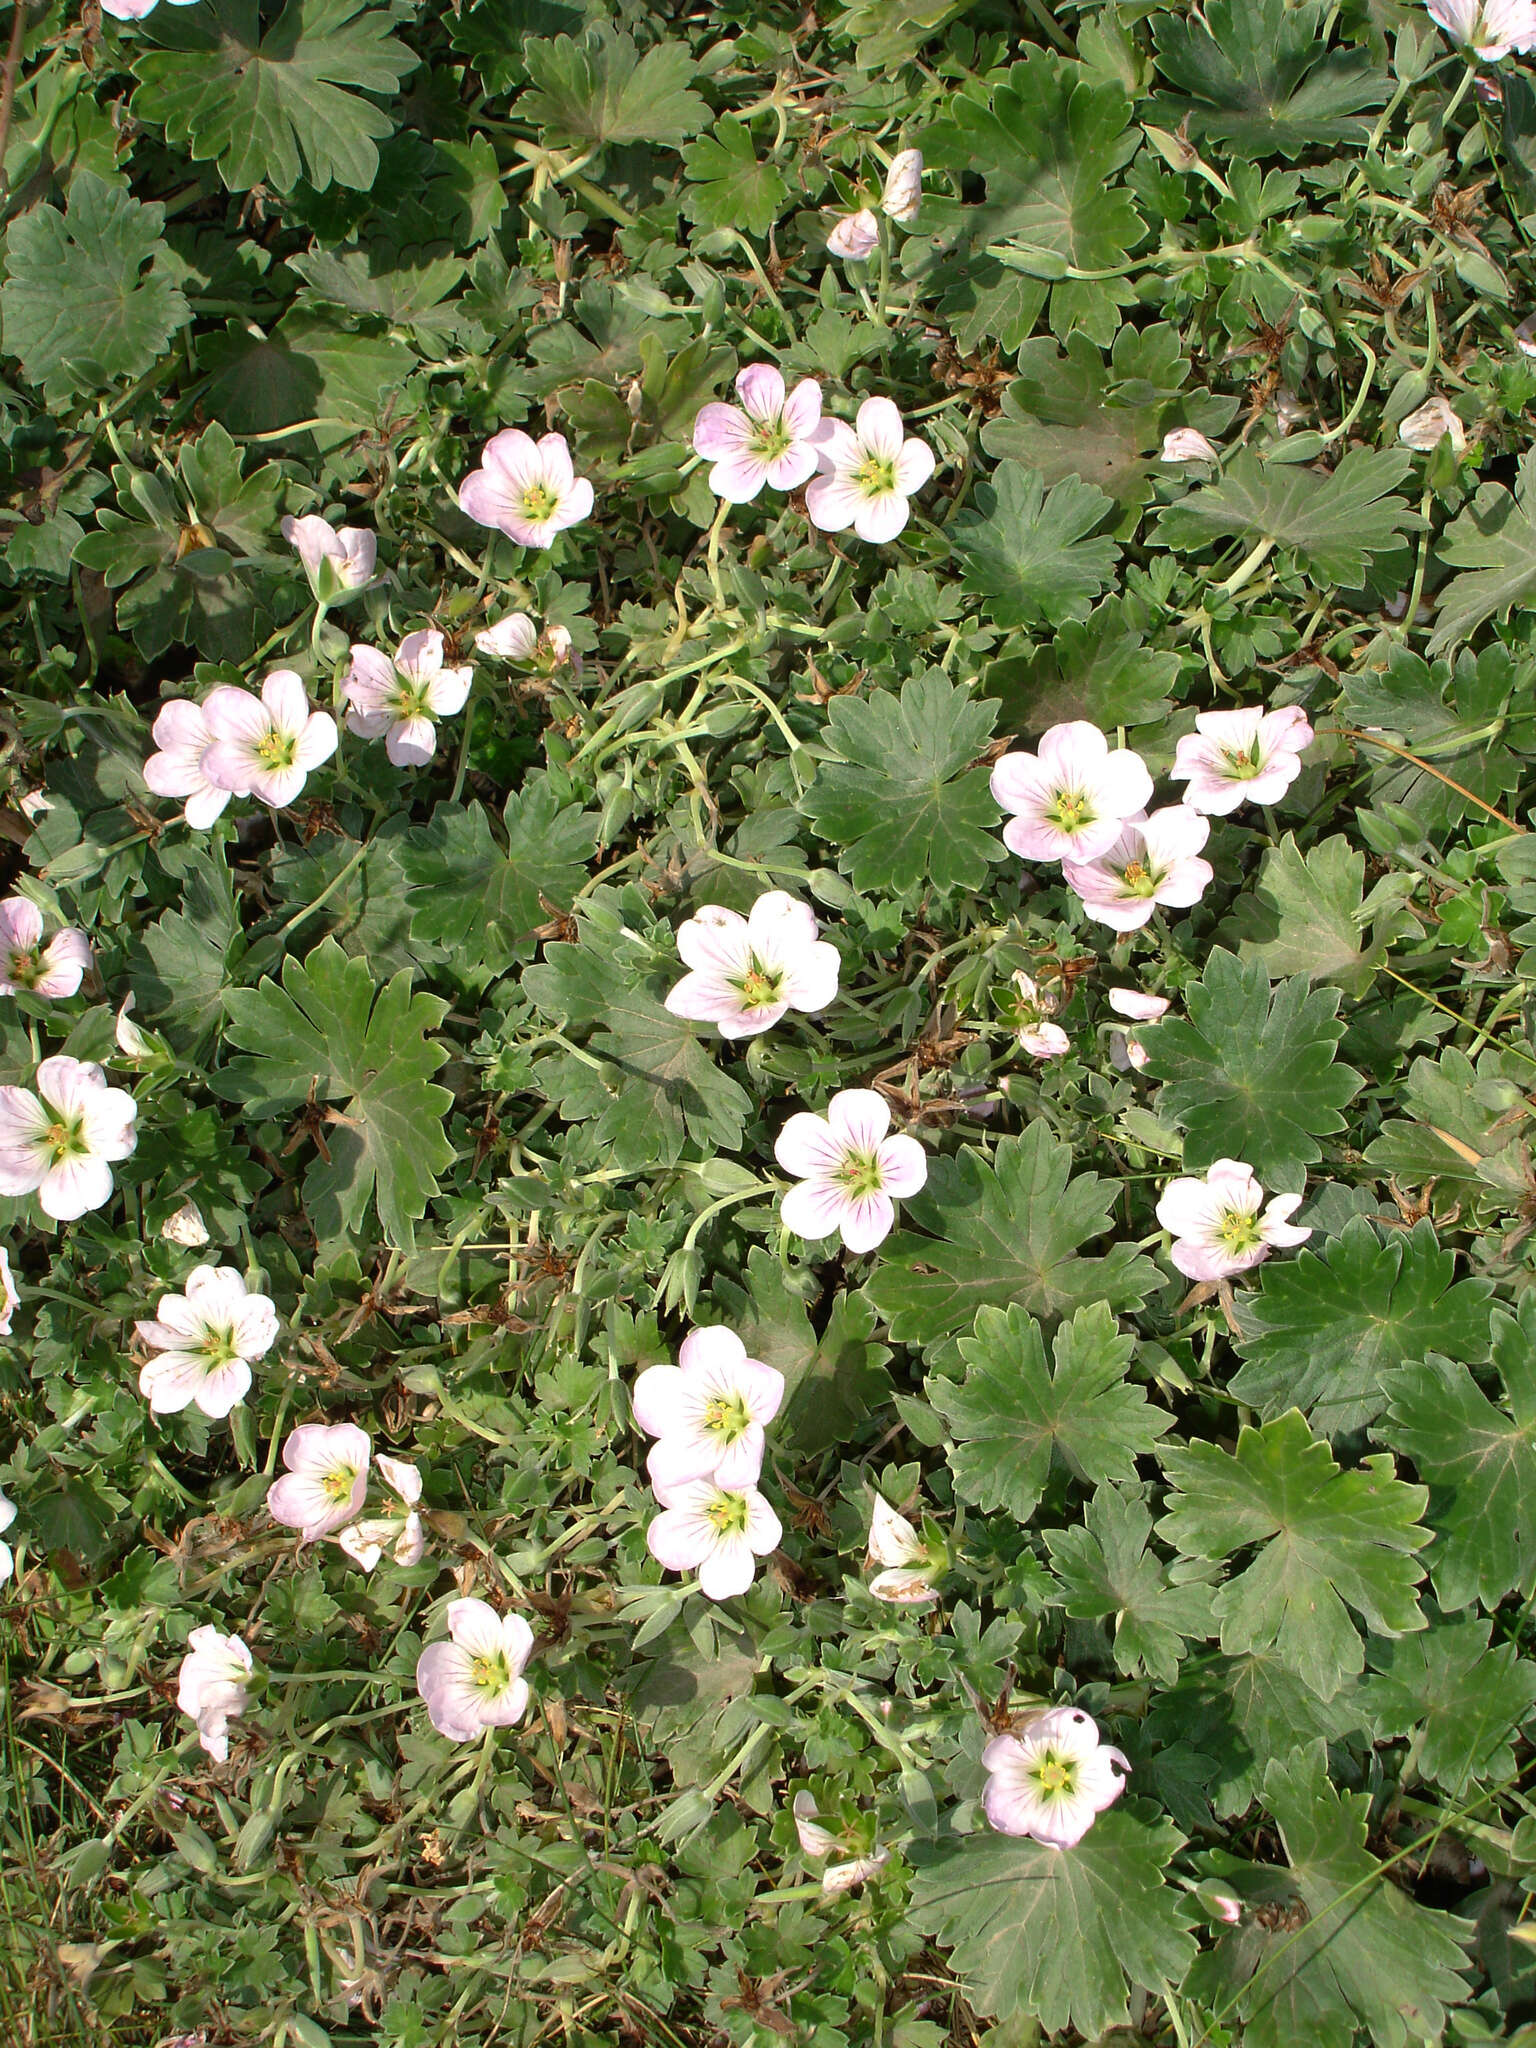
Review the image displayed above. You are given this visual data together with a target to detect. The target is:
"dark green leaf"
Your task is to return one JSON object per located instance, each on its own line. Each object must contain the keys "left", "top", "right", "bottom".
{"left": 1045, "top": 1484, "right": 1214, "bottom": 1686}
{"left": 1424, "top": 448, "right": 1536, "bottom": 655}
{"left": 1154, "top": 448, "right": 1417, "bottom": 587}
{"left": 400, "top": 781, "right": 599, "bottom": 973}
{"left": 518, "top": 26, "right": 706, "bottom": 148}
{"left": 682, "top": 118, "right": 789, "bottom": 237}
{"left": 1363, "top": 1617, "right": 1536, "bottom": 1795}
{"left": 950, "top": 460, "right": 1121, "bottom": 630}
{"left": 1150, "top": 0, "right": 1389, "bottom": 157}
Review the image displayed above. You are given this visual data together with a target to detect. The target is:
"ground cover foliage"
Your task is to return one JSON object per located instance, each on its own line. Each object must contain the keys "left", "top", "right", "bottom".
{"left": 10, "top": 0, "right": 1536, "bottom": 2043}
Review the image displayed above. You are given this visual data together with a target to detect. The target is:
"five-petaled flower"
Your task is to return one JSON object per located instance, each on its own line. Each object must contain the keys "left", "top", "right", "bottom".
{"left": 1426, "top": 0, "right": 1536, "bottom": 60}
{"left": 459, "top": 430, "right": 594, "bottom": 549}
{"left": 694, "top": 366, "right": 824, "bottom": 504}
{"left": 0, "top": 897, "right": 91, "bottom": 1000}
{"left": 280, "top": 515, "right": 376, "bottom": 602}
{"left": 1062, "top": 806, "right": 1214, "bottom": 932}
{"left": 807, "top": 398, "right": 935, "bottom": 544}
{"left": 142, "top": 698, "right": 232, "bottom": 830}
{"left": 200, "top": 671, "right": 339, "bottom": 810}
{"left": 1171, "top": 704, "right": 1314, "bottom": 815}
{"left": 136, "top": 1265, "right": 279, "bottom": 1420}
{"left": 632, "top": 1326, "right": 784, "bottom": 1490}
{"left": 416, "top": 1598, "right": 535, "bottom": 1741}
{"left": 0, "top": 1056, "right": 137, "bottom": 1221}
{"left": 646, "top": 1475, "right": 782, "bottom": 1600}
{"left": 775, "top": 1088, "right": 927, "bottom": 1254}
{"left": 265, "top": 1422, "right": 371, "bottom": 1544}
{"left": 177, "top": 1624, "right": 255, "bottom": 1762}
{"left": 1155, "top": 1157, "right": 1311, "bottom": 1281}
{"left": 982, "top": 1705, "right": 1130, "bottom": 1849}
{"left": 665, "top": 890, "right": 840, "bottom": 1039}
{"left": 344, "top": 631, "right": 474, "bottom": 767}
{"left": 1012, "top": 972, "right": 1070, "bottom": 1061}
{"left": 990, "top": 723, "right": 1154, "bottom": 865}
{"left": 866, "top": 1493, "right": 942, "bottom": 1605}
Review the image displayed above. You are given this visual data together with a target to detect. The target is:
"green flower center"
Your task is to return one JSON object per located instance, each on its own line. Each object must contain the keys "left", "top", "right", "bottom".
{"left": 1119, "top": 858, "right": 1159, "bottom": 897}
{"left": 834, "top": 1146, "right": 885, "bottom": 1200}
{"left": 854, "top": 454, "right": 897, "bottom": 497}
{"left": 521, "top": 482, "right": 560, "bottom": 523}
{"left": 1216, "top": 1208, "right": 1263, "bottom": 1255}
{"left": 733, "top": 956, "right": 785, "bottom": 1011}
{"left": 393, "top": 678, "right": 435, "bottom": 720}
{"left": 1047, "top": 789, "right": 1092, "bottom": 833}
{"left": 199, "top": 1324, "right": 242, "bottom": 1371}
{"left": 702, "top": 1488, "right": 750, "bottom": 1536}
{"left": 7, "top": 946, "right": 42, "bottom": 989}
{"left": 1032, "top": 1750, "right": 1076, "bottom": 1798}
{"left": 42, "top": 1115, "right": 85, "bottom": 1164}
{"left": 321, "top": 1463, "right": 359, "bottom": 1504}
{"left": 701, "top": 1391, "right": 753, "bottom": 1446}
{"left": 256, "top": 728, "right": 298, "bottom": 770}
{"left": 748, "top": 415, "right": 794, "bottom": 464}
{"left": 469, "top": 1650, "right": 512, "bottom": 1696}
{"left": 1220, "top": 741, "right": 1264, "bottom": 780}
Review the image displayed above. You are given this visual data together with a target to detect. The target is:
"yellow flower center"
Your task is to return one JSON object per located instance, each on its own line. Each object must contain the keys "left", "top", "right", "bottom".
{"left": 521, "top": 482, "right": 560, "bottom": 522}
{"left": 256, "top": 728, "right": 298, "bottom": 770}
{"left": 1217, "top": 1209, "right": 1263, "bottom": 1255}
{"left": 702, "top": 1489, "right": 751, "bottom": 1536}
{"left": 321, "top": 1463, "right": 358, "bottom": 1504}
{"left": 469, "top": 1650, "right": 511, "bottom": 1696}
{"left": 854, "top": 454, "right": 897, "bottom": 496}
{"left": 701, "top": 1391, "right": 753, "bottom": 1445}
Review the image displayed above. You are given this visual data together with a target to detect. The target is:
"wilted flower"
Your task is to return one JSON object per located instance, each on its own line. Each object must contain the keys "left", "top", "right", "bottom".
{"left": 177, "top": 1625, "right": 255, "bottom": 1762}
{"left": 990, "top": 722, "right": 1154, "bottom": 865}
{"left": 647, "top": 1475, "right": 782, "bottom": 1600}
{"left": 983, "top": 1705, "right": 1130, "bottom": 1849}
{"left": 459, "top": 430, "right": 594, "bottom": 549}
{"left": 693, "top": 365, "right": 824, "bottom": 504}
{"left": 0, "top": 1488, "right": 14, "bottom": 1583}
{"left": 1160, "top": 428, "right": 1220, "bottom": 463}
{"left": 0, "top": 1247, "right": 15, "bottom": 1337}
{"left": 881, "top": 148, "right": 923, "bottom": 223}
{"left": 142, "top": 699, "right": 232, "bottom": 830}
{"left": 114, "top": 995, "right": 157, "bottom": 1065}
{"left": 136, "top": 1265, "right": 279, "bottom": 1420}
{"left": 474, "top": 612, "right": 538, "bottom": 660}
{"left": 337, "top": 1454, "right": 427, "bottom": 1571}
{"left": 161, "top": 1201, "right": 210, "bottom": 1248}
{"left": 792, "top": 1792, "right": 891, "bottom": 1892}
{"left": 416, "top": 1598, "right": 535, "bottom": 1741}
{"left": 1061, "top": 807, "right": 1214, "bottom": 933}
{"left": 0, "top": 897, "right": 90, "bottom": 1000}
{"left": 265, "top": 1422, "right": 371, "bottom": 1543}
{"left": 1426, "top": 0, "right": 1536, "bottom": 59}
{"left": 1012, "top": 973, "right": 1069, "bottom": 1060}
{"left": 1172, "top": 703, "right": 1314, "bottom": 814}
{"left": 1398, "top": 395, "right": 1467, "bottom": 454}
{"left": 774, "top": 1088, "right": 927, "bottom": 1254}
{"left": 0, "top": 1057, "right": 137, "bottom": 1221}
{"left": 664, "top": 890, "right": 840, "bottom": 1039}
{"left": 280, "top": 516, "right": 375, "bottom": 602}
{"left": 1107, "top": 987, "right": 1170, "bottom": 1072}
{"left": 807, "top": 398, "right": 935, "bottom": 544}
{"left": 866, "top": 1493, "right": 942, "bottom": 1605}
{"left": 344, "top": 631, "right": 474, "bottom": 768}
{"left": 827, "top": 209, "right": 879, "bottom": 260}
{"left": 200, "top": 672, "right": 338, "bottom": 810}
{"left": 632, "top": 1326, "right": 785, "bottom": 1489}
{"left": 1156, "top": 1158, "right": 1311, "bottom": 1281}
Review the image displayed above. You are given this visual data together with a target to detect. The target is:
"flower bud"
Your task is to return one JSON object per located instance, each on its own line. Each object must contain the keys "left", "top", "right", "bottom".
{"left": 1398, "top": 395, "right": 1466, "bottom": 455}
{"left": 881, "top": 149, "right": 923, "bottom": 224}
{"left": 827, "top": 209, "right": 879, "bottom": 261}
{"left": 280, "top": 516, "right": 376, "bottom": 604}
{"left": 1160, "top": 427, "right": 1219, "bottom": 464}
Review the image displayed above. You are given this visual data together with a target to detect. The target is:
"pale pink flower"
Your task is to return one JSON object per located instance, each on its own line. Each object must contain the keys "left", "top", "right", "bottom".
{"left": 136, "top": 1265, "right": 278, "bottom": 1420}
{"left": 882, "top": 149, "right": 923, "bottom": 223}
{"left": 693, "top": 365, "right": 823, "bottom": 504}
{"left": 474, "top": 613, "right": 538, "bottom": 660}
{"left": 774, "top": 1088, "right": 927, "bottom": 1254}
{"left": 1155, "top": 1158, "right": 1311, "bottom": 1282}
{"left": 792, "top": 1792, "right": 891, "bottom": 1892}
{"left": 142, "top": 699, "right": 231, "bottom": 830}
{"left": 265, "top": 1422, "right": 370, "bottom": 1543}
{"left": 458, "top": 430, "right": 594, "bottom": 549}
{"left": 807, "top": 398, "right": 935, "bottom": 544}
{"left": 280, "top": 516, "right": 376, "bottom": 601}
{"left": 0, "top": 1057, "right": 137, "bottom": 1221}
{"left": 867, "top": 1494, "right": 941, "bottom": 1605}
{"left": 0, "top": 1247, "right": 15, "bottom": 1338}
{"left": 416, "top": 1598, "right": 535, "bottom": 1741}
{"left": 336, "top": 1455, "right": 426, "bottom": 1572}
{"left": 0, "top": 897, "right": 91, "bottom": 999}
{"left": 344, "top": 631, "right": 473, "bottom": 768}
{"left": 1160, "top": 428, "right": 1219, "bottom": 463}
{"left": 114, "top": 994, "right": 157, "bottom": 1065}
{"left": 632, "top": 1326, "right": 784, "bottom": 1490}
{"left": 0, "top": 1488, "right": 15, "bottom": 1583}
{"left": 983, "top": 1706, "right": 1130, "bottom": 1849}
{"left": 1062, "top": 807, "right": 1213, "bottom": 933}
{"left": 665, "top": 890, "right": 840, "bottom": 1039}
{"left": 1398, "top": 395, "right": 1467, "bottom": 454}
{"left": 1171, "top": 704, "right": 1314, "bottom": 815}
{"left": 827, "top": 209, "right": 879, "bottom": 260}
{"left": 1427, "top": 0, "right": 1536, "bottom": 59}
{"left": 160, "top": 1201, "right": 210, "bottom": 1248}
{"left": 990, "top": 723, "right": 1154, "bottom": 864}
{"left": 200, "top": 672, "right": 338, "bottom": 809}
{"left": 1107, "top": 988, "right": 1170, "bottom": 1073}
{"left": 176, "top": 1625, "right": 254, "bottom": 1763}
{"left": 647, "top": 1475, "right": 782, "bottom": 1600}
{"left": 101, "top": 0, "right": 199, "bottom": 17}
{"left": 1012, "top": 972, "right": 1070, "bottom": 1061}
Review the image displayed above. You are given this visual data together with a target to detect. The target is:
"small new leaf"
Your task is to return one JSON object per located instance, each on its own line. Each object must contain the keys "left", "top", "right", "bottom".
{"left": 799, "top": 670, "right": 1004, "bottom": 893}
{"left": 928, "top": 1303, "right": 1172, "bottom": 1523}
{"left": 1141, "top": 949, "right": 1362, "bottom": 1192}
{"left": 1159, "top": 1411, "right": 1429, "bottom": 1699}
